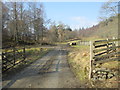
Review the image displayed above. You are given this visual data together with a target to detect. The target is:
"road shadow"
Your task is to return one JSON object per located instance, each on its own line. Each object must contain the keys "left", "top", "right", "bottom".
{"left": 2, "top": 47, "right": 68, "bottom": 88}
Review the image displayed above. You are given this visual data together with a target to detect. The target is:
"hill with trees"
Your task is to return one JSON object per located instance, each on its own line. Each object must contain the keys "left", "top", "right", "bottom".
{"left": 77, "top": 15, "right": 118, "bottom": 39}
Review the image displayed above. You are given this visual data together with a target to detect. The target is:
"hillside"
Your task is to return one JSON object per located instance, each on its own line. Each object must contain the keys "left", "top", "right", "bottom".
{"left": 79, "top": 15, "right": 119, "bottom": 40}
{"left": 96, "top": 15, "right": 118, "bottom": 39}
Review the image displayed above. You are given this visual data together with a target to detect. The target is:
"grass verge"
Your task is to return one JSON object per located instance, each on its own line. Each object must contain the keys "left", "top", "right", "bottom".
{"left": 68, "top": 44, "right": 119, "bottom": 88}
{"left": 68, "top": 45, "right": 91, "bottom": 87}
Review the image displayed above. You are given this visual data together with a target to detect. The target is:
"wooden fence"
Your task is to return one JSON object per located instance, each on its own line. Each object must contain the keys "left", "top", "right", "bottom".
{"left": 1, "top": 46, "right": 45, "bottom": 72}
{"left": 2, "top": 46, "right": 26, "bottom": 72}
{"left": 78, "top": 41, "right": 90, "bottom": 45}
{"left": 89, "top": 38, "right": 120, "bottom": 79}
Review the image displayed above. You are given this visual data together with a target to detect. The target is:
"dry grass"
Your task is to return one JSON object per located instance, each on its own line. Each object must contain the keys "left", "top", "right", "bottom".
{"left": 68, "top": 44, "right": 119, "bottom": 88}
{"left": 101, "top": 61, "right": 119, "bottom": 70}
{"left": 68, "top": 45, "right": 90, "bottom": 86}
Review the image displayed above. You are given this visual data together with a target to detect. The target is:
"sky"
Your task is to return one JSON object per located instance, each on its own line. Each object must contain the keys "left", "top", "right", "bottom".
{"left": 4, "top": 0, "right": 119, "bottom": 30}
{"left": 43, "top": 2, "right": 104, "bottom": 30}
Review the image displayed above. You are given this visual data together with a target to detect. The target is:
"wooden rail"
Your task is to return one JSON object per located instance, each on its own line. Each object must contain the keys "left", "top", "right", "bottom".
{"left": 89, "top": 38, "right": 120, "bottom": 79}
{"left": 1, "top": 46, "right": 43, "bottom": 72}
{"left": 79, "top": 41, "right": 90, "bottom": 45}
{"left": 2, "top": 46, "right": 26, "bottom": 72}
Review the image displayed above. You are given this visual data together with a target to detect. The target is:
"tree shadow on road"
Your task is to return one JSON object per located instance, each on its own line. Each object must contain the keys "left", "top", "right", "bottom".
{"left": 2, "top": 49, "right": 68, "bottom": 88}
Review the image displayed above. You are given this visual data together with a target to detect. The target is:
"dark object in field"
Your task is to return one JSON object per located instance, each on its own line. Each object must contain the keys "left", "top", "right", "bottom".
{"left": 68, "top": 42, "right": 77, "bottom": 46}
{"left": 71, "top": 43, "right": 76, "bottom": 45}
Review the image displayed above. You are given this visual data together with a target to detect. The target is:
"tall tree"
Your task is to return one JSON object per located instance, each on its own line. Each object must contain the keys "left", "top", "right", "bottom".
{"left": 28, "top": 3, "right": 45, "bottom": 44}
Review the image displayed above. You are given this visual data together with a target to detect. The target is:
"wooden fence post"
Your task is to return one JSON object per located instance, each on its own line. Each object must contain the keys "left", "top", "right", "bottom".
{"left": 89, "top": 41, "right": 93, "bottom": 79}
{"left": 112, "top": 37, "right": 116, "bottom": 52}
{"left": 114, "top": 37, "right": 118, "bottom": 46}
{"left": 13, "top": 47, "right": 16, "bottom": 65}
{"left": 23, "top": 46, "right": 26, "bottom": 61}
{"left": 106, "top": 38, "right": 109, "bottom": 54}
{"left": 116, "top": 37, "right": 118, "bottom": 46}
{"left": 112, "top": 37, "right": 116, "bottom": 45}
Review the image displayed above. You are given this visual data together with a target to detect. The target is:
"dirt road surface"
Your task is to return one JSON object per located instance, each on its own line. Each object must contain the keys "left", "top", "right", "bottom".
{"left": 2, "top": 45, "right": 81, "bottom": 88}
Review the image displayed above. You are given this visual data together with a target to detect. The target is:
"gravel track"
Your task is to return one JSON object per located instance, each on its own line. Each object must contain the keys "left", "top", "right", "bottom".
{"left": 2, "top": 45, "right": 81, "bottom": 88}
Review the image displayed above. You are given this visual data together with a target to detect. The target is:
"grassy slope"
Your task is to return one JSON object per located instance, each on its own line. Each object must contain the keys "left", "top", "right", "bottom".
{"left": 68, "top": 45, "right": 91, "bottom": 87}
{"left": 80, "top": 15, "right": 118, "bottom": 40}
{"left": 94, "top": 16, "right": 118, "bottom": 39}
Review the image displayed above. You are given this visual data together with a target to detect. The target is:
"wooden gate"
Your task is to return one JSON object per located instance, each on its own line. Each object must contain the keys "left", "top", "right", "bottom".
{"left": 89, "top": 38, "right": 120, "bottom": 79}
{"left": 2, "top": 46, "right": 26, "bottom": 72}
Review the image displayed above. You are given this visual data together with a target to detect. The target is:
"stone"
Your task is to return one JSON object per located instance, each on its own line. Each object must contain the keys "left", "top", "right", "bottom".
{"left": 98, "top": 77, "right": 104, "bottom": 81}
{"left": 97, "top": 71, "right": 101, "bottom": 74}
{"left": 103, "top": 75, "right": 107, "bottom": 79}
{"left": 101, "top": 71, "right": 108, "bottom": 75}
{"left": 92, "top": 76, "right": 98, "bottom": 81}
{"left": 98, "top": 74, "right": 103, "bottom": 78}
{"left": 107, "top": 73, "right": 114, "bottom": 79}
{"left": 93, "top": 70, "right": 96, "bottom": 73}
{"left": 95, "top": 64, "right": 101, "bottom": 67}
{"left": 113, "top": 72, "right": 117, "bottom": 76}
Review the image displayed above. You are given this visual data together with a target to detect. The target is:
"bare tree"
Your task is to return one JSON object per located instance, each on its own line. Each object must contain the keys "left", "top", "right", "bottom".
{"left": 28, "top": 3, "right": 45, "bottom": 44}
{"left": 99, "top": 0, "right": 118, "bottom": 21}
